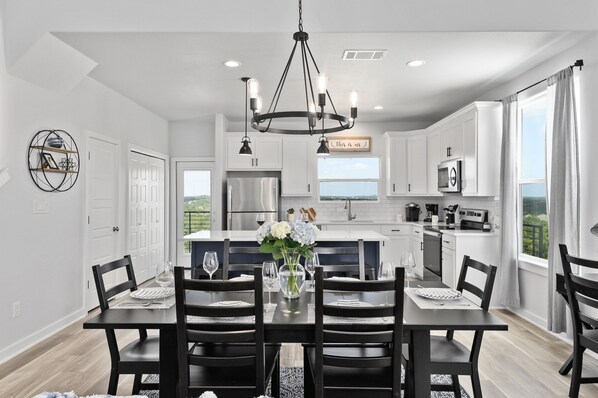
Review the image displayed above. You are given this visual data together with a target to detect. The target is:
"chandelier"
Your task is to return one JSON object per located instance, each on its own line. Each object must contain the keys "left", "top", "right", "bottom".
{"left": 244, "top": 0, "right": 358, "bottom": 155}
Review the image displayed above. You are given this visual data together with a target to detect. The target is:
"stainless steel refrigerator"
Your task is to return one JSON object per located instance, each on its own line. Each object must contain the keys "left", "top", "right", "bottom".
{"left": 226, "top": 177, "right": 279, "bottom": 230}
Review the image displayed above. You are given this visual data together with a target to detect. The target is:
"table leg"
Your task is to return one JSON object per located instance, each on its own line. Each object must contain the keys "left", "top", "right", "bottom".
{"left": 409, "top": 330, "right": 431, "bottom": 398}
{"left": 160, "top": 328, "right": 178, "bottom": 397}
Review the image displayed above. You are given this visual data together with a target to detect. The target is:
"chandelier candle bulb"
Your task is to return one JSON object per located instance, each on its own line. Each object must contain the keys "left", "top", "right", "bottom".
{"left": 248, "top": 78, "right": 259, "bottom": 99}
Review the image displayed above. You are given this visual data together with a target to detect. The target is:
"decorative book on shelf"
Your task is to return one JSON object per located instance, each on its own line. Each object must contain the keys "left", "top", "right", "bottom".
{"left": 28, "top": 129, "right": 80, "bottom": 192}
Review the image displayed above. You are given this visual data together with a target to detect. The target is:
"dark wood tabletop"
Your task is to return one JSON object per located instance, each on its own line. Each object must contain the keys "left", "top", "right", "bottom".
{"left": 84, "top": 280, "right": 507, "bottom": 397}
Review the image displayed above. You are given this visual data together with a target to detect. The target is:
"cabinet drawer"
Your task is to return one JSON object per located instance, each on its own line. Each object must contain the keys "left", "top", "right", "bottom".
{"left": 412, "top": 227, "right": 423, "bottom": 238}
{"left": 441, "top": 234, "right": 456, "bottom": 250}
{"left": 380, "top": 225, "right": 410, "bottom": 236}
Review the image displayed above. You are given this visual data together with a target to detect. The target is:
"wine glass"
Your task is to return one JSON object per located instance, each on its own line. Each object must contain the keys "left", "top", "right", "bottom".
{"left": 304, "top": 253, "right": 319, "bottom": 292}
{"left": 256, "top": 213, "right": 266, "bottom": 226}
{"left": 378, "top": 261, "right": 395, "bottom": 304}
{"left": 401, "top": 252, "right": 417, "bottom": 288}
{"left": 155, "top": 261, "right": 174, "bottom": 305}
{"left": 262, "top": 261, "right": 278, "bottom": 311}
{"left": 203, "top": 251, "right": 219, "bottom": 280}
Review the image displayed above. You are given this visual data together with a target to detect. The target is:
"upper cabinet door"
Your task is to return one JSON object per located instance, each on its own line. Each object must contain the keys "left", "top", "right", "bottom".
{"left": 254, "top": 135, "right": 282, "bottom": 170}
{"left": 440, "top": 120, "right": 464, "bottom": 160}
{"left": 226, "top": 134, "right": 253, "bottom": 169}
{"left": 407, "top": 135, "right": 427, "bottom": 194}
{"left": 281, "top": 136, "right": 312, "bottom": 196}
{"left": 426, "top": 129, "right": 442, "bottom": 195}
{"left": 386, "top": 134, "right": 407, "bottom": 196}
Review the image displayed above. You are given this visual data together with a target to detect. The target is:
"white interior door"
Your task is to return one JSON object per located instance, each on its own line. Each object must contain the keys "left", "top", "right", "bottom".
{"left": 86, "top": 136, "right": 120, "bottom": 310}
{"left": 176, "top": 161, "right": 214, "bottom": 265}
{"left": 129, "top": 151, "right": 165, "bottom": 282}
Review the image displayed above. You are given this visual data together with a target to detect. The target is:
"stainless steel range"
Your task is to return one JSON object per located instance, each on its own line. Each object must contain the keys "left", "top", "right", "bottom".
{"left": 423, "top": 208, "right": 489, "bottom": 279}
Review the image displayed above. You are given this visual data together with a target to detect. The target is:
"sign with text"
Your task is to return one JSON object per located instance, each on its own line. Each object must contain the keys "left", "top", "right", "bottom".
{"left": 328, "top": 136, "right": 371, "bottom": 152}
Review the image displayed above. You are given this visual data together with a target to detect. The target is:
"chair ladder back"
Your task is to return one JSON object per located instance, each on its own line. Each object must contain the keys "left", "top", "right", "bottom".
{"left": 174, "top": 265, "right": 266, "bottom": 396}
{"left": 314, "top": 266, "right": 404, "bottom": 398}
{"left": 314, "top": 239, "right": 367, "bottom": 280}
{"left": 223, "top": 238, "right": 270, "bottom": 279}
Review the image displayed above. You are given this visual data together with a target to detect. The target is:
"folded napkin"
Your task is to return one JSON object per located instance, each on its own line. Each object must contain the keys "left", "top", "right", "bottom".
{"left": 229, "top": 274, "right": 254, "bottom": 281}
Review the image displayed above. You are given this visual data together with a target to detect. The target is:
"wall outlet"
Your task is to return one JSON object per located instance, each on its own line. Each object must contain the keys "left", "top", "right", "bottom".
{"left": 33, "top": 199, "right": 50, "bottom": 214}
{"left": 12, "top": 301, "right": 21, "bottom": 318}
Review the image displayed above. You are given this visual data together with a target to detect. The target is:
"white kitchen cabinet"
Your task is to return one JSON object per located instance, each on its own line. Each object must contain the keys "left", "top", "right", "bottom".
{"left": 225, "top": 133, "right": 282, "bottom": 171}
{"left": 379, "top": 225, "right": 411, "bottom": 267}
{"left": 384, "top": 131, "right": 427, "bottom": 196}
{"left": 440, "top": 117, "right": 465, "bottom": 161}
{"left": 426, "top": 128, "right": 442, "bottom": 195}
{"left": 281, "top": 136, "right": 312, "bottom": 196}
{"left": 412, "top": 225, "right": 424, "bottom": 278}
{"left": 441, "top": 246, "right": 456, "bottom": 287}
{"left": 407, "top": 135, "right": 427, "bottom": 194}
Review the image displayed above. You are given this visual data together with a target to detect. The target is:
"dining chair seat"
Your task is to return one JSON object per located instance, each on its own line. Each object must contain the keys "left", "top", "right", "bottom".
{"left": 305, "top": 345, "right": 394, "bottom": 389}
{"left": 118, "top": 336, "right": 161, "bottom": 368}
{"left": 402, "top": 336, "right": 471, "bottom": 371}
{"left": 187, "top": 343, "right": 280, "bottom": 389}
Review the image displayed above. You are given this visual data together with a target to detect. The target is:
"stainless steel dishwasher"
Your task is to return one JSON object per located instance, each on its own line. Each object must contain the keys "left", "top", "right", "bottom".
{"left": 423, "top": 228, "right": 442, "bottom": 280}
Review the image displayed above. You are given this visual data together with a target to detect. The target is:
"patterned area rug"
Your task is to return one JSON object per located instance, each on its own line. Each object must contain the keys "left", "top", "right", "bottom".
{"left": 142, "top": 367, "right": 470, "bottom": 397}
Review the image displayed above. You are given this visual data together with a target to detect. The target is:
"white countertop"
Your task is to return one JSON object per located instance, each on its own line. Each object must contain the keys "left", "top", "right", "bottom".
{"left": 184, "top": 230, "right": 389, "bottom": 242}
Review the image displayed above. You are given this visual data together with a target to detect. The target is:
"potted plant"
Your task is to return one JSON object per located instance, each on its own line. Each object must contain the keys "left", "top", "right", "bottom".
{"left": 257, "top": 221, "right": 319, "bottom": 299}
{"left": 287, "top": 208, "right": 295, "bottom": 222}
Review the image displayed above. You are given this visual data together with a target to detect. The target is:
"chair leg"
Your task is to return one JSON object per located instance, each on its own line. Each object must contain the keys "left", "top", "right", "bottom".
{"left": 451, "top": 375, "right": 462, "bottom": 398}
{"left": 132, "top": 374, "right": 142, "bottom": 394}
{"left": 271, "top": 356, "right": 281, "bottom": 398}
{"left": 304, "top": 346, "right": 315, "bottom": 398}
{"left": 471, "top": 368, "right": 483, "bottom": 398}
{"left": 107, "top": 368, "right": 119, "bottom": 395}
{"left": 560, "top": 352, "right": 574, "bottom": 375}
{"left": 405, "top": 362, "right": 415, "bottom": 398}
{"left": 569, "top": 346, "right": 585, "bottom": 398}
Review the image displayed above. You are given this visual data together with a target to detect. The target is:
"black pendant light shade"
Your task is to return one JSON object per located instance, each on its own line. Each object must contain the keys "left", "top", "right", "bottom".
{"left": 591, "top": 222, "right": 598, "bottom": 237}
{"left": 239, "top": 77, "right": 253, "bottom": 156}
{"left": 316, "top": 135, "right": 330, "bottom": 156}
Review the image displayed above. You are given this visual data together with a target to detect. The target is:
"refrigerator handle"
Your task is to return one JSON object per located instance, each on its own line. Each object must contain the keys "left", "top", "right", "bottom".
{"left": 227, "top": 213, "right": 232, "bottom": 230}
{"left": 227, "top": 184, "right": 233, "bottom": 214}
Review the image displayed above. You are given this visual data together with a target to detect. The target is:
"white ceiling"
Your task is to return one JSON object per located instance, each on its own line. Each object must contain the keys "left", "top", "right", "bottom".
{"left": 55, "top": 31, "right": 590, "bottom": 123}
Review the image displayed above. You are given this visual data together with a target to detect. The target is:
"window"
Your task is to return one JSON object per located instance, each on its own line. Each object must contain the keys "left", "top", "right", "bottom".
{"left": 518, "top": 93, "right": 548, "bottom": 261}
{"left": 317, "top": 157, "right": 380, "bottom": 201}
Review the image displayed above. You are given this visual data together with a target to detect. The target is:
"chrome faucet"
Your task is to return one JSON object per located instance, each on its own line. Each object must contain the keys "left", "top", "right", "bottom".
{"left": 344, "top": 199, "right": 356, "bottom": 221}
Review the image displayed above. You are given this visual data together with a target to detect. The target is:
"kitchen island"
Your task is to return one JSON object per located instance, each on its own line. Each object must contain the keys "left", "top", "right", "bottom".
{"left": 184, "top": 230, "right": 389, "bottom": 279}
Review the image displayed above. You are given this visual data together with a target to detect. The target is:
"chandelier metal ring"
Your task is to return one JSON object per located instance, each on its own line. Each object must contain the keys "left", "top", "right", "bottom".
{"left": 252, "top": 111, "right": 353, "bottom": 135}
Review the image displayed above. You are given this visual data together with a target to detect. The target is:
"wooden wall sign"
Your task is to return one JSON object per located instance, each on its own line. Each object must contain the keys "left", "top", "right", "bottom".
{"left": 328, "top": 136, "right": 371, "bottom": 152}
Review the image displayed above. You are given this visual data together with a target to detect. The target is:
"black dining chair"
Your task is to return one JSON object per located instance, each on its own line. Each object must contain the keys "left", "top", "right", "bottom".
{"left": 222, "top": 238, "right": 273, "bottom": 279}
{"left": 314, "top": 239, "right": 374, "bottom": 280}
{"left": 559, "top": 244, "right": 598, "bottom": 398}
{"left": 402, "top": 255, "right": 497, "bottom": 398}
{"left": 304, "top": 265, "right": 405, "bottom": 398}
{"left": 91, "top": 255, "right": 160, "bottom": 395}
{"left": 174, "top": 265, "right": 281, "bottom": 398}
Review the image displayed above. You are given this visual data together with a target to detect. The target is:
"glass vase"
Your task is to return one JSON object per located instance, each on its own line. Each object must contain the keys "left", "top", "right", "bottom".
{"left": 279, "top": 249, "right": 306, "bottom": 300}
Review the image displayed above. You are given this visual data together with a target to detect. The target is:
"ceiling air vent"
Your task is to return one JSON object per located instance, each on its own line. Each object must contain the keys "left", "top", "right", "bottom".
{"left": 342, "top": 49, "right": 387, "bottom": 61}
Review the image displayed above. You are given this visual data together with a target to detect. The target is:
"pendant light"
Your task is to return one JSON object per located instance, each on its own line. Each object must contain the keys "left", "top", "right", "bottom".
{"left": 239, "top": 77, "right": 253, "bottom": 156}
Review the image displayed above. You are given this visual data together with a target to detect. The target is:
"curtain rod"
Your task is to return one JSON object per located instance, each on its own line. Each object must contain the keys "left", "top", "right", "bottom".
{"left": 515, "top": 59, "right": 584, "bottom": 96}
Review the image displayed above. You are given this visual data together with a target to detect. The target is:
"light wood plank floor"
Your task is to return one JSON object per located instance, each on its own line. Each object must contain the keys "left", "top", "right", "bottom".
{"left": 1, "top": 309, "right": 598, "bottom": 397}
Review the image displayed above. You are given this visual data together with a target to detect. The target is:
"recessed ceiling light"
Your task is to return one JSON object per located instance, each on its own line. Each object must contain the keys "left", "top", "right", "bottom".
{"left": 223, "top": 60, "right": 242, "bottom": 68}
{"left": 406, "top": 60, "right": 426, "bottom": 67}
{"left": 374, "top": 105, "right": 384, "bottom": 110}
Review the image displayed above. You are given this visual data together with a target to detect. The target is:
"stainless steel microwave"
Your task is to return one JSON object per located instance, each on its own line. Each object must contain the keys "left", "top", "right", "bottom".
{"left": 438, "top": 159, "right": 462, "bottom": 193}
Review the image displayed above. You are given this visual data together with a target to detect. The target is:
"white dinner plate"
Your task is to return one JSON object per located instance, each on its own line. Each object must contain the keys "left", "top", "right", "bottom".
{"left": 416, "top": 288, "right": 462, "bottom": 301}
{"left": 130, "top": 287, "right": 175, "bottom": 300}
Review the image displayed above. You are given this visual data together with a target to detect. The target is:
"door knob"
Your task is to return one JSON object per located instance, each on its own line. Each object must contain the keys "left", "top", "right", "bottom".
{"left": 113, "top": 226, "right": 120, "bottom": 232}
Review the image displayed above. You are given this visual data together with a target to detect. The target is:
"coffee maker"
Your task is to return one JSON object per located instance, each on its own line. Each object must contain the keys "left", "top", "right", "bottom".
{"left": 424, "top": 204, "right": 439, "bottom": 222}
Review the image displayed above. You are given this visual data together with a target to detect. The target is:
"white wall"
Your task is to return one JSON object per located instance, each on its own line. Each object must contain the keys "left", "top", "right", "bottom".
{"left": 169, "top": 119, "right": 215, "bottom": 158}
{"left": 0, "top": 6, "right": 168, "bottom": 362}
{"left": 478, "top": 32, "right": 598, "bottom": 326}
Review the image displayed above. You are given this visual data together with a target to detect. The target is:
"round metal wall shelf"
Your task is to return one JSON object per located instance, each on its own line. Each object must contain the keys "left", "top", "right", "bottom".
{"left": 28, "top": 129, "right": 80, "bottom": 192}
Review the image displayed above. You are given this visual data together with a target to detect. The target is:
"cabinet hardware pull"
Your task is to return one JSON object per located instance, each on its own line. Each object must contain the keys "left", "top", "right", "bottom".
{"left": 420, "top": 241, "right": 423, "bottom": 250}
{"left": 391, "top": 229, "right": 401, "bottom": 232}
{"left": 447, "top": 147, "right": 449, "bottom": 157}
{"left": 393, "top": 183, "right": 395, "bottom": 192}
{"left": 308, "top": 184, "right": 310, "bottom": 192}
{"left": 408, "top": 183, "right": 411, "bottom": 192}
{"left": 443, "top": 240, "right": 450, "bottom": 244}
{"left": 251, "top": 158, "right": 254, "bottom": 167}
{"left": 382, "top": 241, "right": 385, "bottom": 247}
{"left": 256, "top": 158, "right": 259, "bottom": 167}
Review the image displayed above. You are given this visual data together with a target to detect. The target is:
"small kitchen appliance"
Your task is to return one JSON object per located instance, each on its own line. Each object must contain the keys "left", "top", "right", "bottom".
{"left": 405, "top": 203, "right": 421, "bottom": 222}
{"left": 424, "top": 203, "right": 439, "bottom": 222}
{"left": 443, "top": 204, "right": 459, "bottom": 227}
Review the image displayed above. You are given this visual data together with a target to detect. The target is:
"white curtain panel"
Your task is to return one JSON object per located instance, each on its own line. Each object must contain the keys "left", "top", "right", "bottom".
{"left": 546, "top": 67, "right": 580, "bottom": 333}
{"left": 497, "top": 94, "right": 521, "bottom": 308}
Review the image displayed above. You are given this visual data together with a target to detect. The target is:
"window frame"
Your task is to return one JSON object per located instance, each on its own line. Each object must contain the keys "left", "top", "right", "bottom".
{"left": 516, "top": 89, "right": 549, "bottom": 266}
{"left": 316, "top": 155, "right": 381, "bottom": 203}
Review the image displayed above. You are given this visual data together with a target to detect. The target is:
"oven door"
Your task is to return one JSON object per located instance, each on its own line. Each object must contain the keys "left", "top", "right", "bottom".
{"left": 437, "top": 160, "right": 462, "bottom": 192}
{"left": 423, "top": 230, "right": 442, "bottom": 280}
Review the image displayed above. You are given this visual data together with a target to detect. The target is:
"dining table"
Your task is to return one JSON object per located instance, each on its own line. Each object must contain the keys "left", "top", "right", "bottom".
{"left": 84, "top": 279, "right": 508, "bottom": 398}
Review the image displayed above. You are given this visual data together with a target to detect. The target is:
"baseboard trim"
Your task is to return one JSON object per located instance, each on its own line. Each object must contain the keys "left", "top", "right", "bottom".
{"left": 507, "top": 305, "right": 547, "bottom": 329}
{"left": 0, "top": 308, "right": 86, "bottom": 365}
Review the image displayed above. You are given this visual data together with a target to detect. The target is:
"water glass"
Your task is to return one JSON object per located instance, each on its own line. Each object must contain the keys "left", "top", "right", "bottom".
{"left": 378, "top": 261, "right": 395, "bottom": 304}
{"left": 263, "top": 261, "right": 278, "bottom": 310}
{"left": 304, "top": 253, "right": 319, "bottom": 292}
{"left": 203, "top": 251, "right": 219, "bottom": 280}
{"left": 155, "top": 261, "right": 174, "bottom": 305}
{"left": 401, "top": 251, "right": 417, "bottom": 287}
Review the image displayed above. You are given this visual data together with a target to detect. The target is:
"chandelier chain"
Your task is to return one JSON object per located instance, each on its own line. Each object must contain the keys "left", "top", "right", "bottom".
{"left": 298, "top": 0, "right": 303, "bottom": 32}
